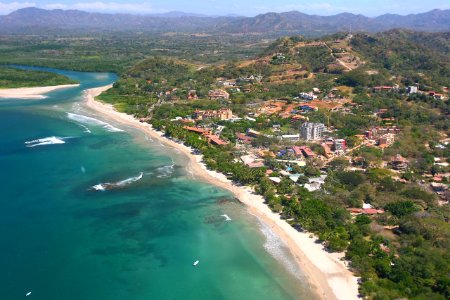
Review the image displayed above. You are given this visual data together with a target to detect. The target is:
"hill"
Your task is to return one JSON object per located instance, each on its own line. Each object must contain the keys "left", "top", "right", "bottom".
{"left": 1, "top": 8, "right": 449, "bottom": 36}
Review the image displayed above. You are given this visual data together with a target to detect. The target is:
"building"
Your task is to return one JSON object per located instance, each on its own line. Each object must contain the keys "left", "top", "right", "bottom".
{"left": 300, "top": 122, "right": 326, "bottom": 141}
{"left": 279, "top": 134, "right": 300, "bottom": 142}
{"left": 390, "top": 154, "right": 409, "bottom": 171}
{"left": 208, "top": 89, "right": 230, "bottom": 100}
{"left": 407, "top": 86, "right": 418, "bottom": 94}
{"left": 378, "top": 134, "right": 395, "bottom": 147}
{"left": 193, "top": 109, "right": 233, "bottom": 121}
{"left": 333, "top": 139, "right": 347, "bottom": 152}
{"left": 187, "top": 90, "right": 198, "bottom": 100}
{"left": 299, "top": 92, "right": 318, "bottom": 101}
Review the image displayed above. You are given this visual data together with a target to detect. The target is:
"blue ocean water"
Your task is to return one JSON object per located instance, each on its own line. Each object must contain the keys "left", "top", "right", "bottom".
{"left": 0, "top": 67, "right": 316, "bottom": 300}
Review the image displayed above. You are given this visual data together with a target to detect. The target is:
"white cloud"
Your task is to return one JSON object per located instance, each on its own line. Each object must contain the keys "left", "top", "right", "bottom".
{"left": 0, "top": 2, "right": 36, "bottom": 14}
{"left": 43, "top": 2, "right": 160, "bottom": 14}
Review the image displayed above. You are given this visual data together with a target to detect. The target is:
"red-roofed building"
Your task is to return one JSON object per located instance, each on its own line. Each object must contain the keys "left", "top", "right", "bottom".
{"left": 183, "top": 126, "right": 210, "bottom": 134}
{"left": 205, "top": 134, "right": 228, "bottom": 146}
{"left": 347, "top": 208, "right": 384, "bottom": 215}
{"left": 299, "top": 146, "right": 316, "bottom": 158}
{"left": 236, "top": 133, "right": 253, "bottom": 144}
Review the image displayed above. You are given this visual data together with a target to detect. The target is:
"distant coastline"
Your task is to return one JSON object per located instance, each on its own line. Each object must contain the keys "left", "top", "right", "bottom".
{"left": 84, "top": 85, "right": 360, "bottom": 300}
{"left": 0, "top": 84, "right": 80, "bottom": 99}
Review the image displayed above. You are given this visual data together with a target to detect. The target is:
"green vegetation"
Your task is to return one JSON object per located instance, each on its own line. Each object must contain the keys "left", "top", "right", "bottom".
{"left": 351, "top": 30, "right": 450, "bottom": 88}
{"left": 3, "top": 27, "right": 448, "bottom": 300}
{"left": 0, "top": 66, "right": 77, "bottom": 88}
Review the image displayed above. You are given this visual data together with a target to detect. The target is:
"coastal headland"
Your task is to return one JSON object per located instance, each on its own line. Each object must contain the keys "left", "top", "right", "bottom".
{"left": 84, "top": 85, "right": 360, "bottom": 300}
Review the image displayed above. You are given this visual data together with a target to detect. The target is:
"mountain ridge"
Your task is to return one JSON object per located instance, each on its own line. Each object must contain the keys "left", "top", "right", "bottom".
{"left": 1, "top": 7, "right": 449, "bottom": 36}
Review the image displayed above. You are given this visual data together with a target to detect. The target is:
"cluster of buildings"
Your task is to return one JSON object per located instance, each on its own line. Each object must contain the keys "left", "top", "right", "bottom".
{"left": 208, "top": 89, "right": 230, "bottom": 100}
{"left": 364, "top": 126, "right": 401, "bottom": 148}
{"left": 193, "top": 108, "right": 233, "bottom": 121}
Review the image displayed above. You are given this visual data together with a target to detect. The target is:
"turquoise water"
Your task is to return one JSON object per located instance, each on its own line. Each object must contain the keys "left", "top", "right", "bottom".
{"left": 0, "top": 67, "right": 316, "bottom": 300}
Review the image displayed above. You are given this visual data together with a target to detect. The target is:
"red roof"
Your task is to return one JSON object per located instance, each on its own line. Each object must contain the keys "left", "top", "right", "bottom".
{"left": 292, "top": 146, "right": 303, "bottom": 156}
{"left": 347, "top": 208, "right": 384, "bottom": 215}
{"left": 301, "top": 147, "right": 316, "bottom": 157}
{"left": 205, "top": 134, "right": 228, "bottom": 146}
{"left": 236, "top": 133, "right": 253, "bottom": 143}
{"left": 183, "top": 126, "right": 209, "bottom": 134}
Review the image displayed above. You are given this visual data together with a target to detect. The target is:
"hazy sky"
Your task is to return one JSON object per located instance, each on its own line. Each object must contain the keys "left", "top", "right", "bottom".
{"left": 0, "top": 0, "right": 449, "bottom": 16}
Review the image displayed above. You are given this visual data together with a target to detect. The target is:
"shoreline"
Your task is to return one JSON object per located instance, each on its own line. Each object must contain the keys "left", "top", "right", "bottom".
{"left": 84, "top": 85, "right": 360, "bottom": 300}
{"left": 0, "top": 84, "right": 80, "bottom": 99}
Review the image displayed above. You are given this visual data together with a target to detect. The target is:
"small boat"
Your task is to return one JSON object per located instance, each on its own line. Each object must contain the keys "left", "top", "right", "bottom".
{"left": 193, "top": 260, "right": 199, "bottom": 266}
{"left": 26, "top": 292, "right": 32, "bottom": 297}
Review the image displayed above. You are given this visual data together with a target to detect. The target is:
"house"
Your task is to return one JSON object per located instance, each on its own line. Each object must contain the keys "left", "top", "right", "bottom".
{"left": 236, "top": 133, "right": 253, "bottom": 144}
{"left": 247, "top": 129, "right": 262, "bottom": 138}
{"left": 304, "top": 175, "right": 327, "bottom": 192}
{"left": 193, "top": 109, "right": 233, "bottom": 121}
{"left": 291, "top": 146, "right": 304, "bottom": 158}
{"left": 378, "top": 133, "right": 395, "bottom": 147}
{"left": 279, "top": 134, "right": 301, "bottom": 142}
{"left": 205, "top": 134, "right": 228, "bottom": 146}
{"left": 333, "top": 139, "right": 347, "bottom": 152}
{"left": 301, "top": 122, "right": 326, "bottom": 141}
{"left": 299, "top": 92, "right": 318, "bottom": 101}
{"left": 183, "top": 126, "right": 211, "bottom": 134}
{"left": 299, "top": 146, "right": 316, "bottom": 158}
{"left": 298, "top": 104, "right": 319, "bottom": 113}
{"left": 407, "top": 86, "right": 418, "bottom": 94}
{"left": 208, "top": 89, "right": 230, "bottom": 100}
{"left": 187, "top": 90, "right": 198, "bottom": 100}
{"left": 241, "top": 155, "right": 264, "bottom": 168}
{"left": 347, "top": 208, "right": 385, "bottom": 215}
{"left": 373, "top": 86, "right": 396, "bottom": 92}
{"left": 390, "top": 154, "right": 409, "bottom": 171}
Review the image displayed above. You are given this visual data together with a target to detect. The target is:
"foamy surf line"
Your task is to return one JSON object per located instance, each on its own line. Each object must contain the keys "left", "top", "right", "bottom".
{"left": 67, "top": 112, "right": 124, "bottom": 133}
{"left": 91, "top": 172, "right": 144, "bottom": 191}
{"left": 258, "top": 218, "right": 303, "bottom": 280}
{"left": 25, "top": 136, "right": 67, "bottom": 147}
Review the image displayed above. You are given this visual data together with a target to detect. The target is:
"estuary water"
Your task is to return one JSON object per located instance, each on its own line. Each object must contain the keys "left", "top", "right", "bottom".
{"left": 0, "top": 67, "right": 316, "bottom": 300}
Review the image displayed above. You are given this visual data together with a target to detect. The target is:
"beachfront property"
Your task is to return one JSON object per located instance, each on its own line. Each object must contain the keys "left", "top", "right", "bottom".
{"left": 300, "top": 122, "right": 326, "bottom": 141}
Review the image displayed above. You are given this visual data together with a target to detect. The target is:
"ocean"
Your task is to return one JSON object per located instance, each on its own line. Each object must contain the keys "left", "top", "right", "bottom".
{"left": 0, "top": 67, "right": 317, "bottom": 300}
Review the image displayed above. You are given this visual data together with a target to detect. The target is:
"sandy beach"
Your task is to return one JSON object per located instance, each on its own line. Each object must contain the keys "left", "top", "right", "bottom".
{"left": 84, "top": 85, "right": 360, "bottom": 300}
{"left": 0, "top": 84, "right": 80, "bottom": 99}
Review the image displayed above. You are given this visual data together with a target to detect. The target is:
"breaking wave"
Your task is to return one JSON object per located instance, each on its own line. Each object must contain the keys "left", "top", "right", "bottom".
{"left": 67, "top": 112, "right": 124, "bottom": 132}
{"left": 25, "top": 136, "right": 66, "bottom": 148}
{"left": 258, "top": 220, "right": 302, "bottom": 279}
{"left": 91, "top": 172, "right": 143, "bottom": 191}
{"left": 156, "top": 162, "right": 175, "bottom": 178}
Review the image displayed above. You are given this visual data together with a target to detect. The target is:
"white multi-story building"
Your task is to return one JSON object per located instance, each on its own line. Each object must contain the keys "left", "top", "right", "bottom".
{"left": 300, "top": 122, "right": 326, "bottom": 141}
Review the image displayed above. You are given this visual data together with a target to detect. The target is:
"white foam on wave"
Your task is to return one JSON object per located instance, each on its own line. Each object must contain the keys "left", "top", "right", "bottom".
{"left": 25, "top": 136, "right": 66, "bottom": 148}
{"left": 79, "top": 124, "right": 91, "bottom": 134}
{"left": 156, "top": 163, "right": 175, "bottom": 178}
{"left": 92, "top": 184, "right": 106, "bottom": 191}
{"left": 116, "top": 172, "right": 143, "bottom": 186}
{"left": 91, "top": 172, "right": 144, "bottom": 191}
{"left": 67, "top": 112, "right": 124, "bottom": 133}
{"left": 258, "top": 220, "right": 302, "bottom": 279}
